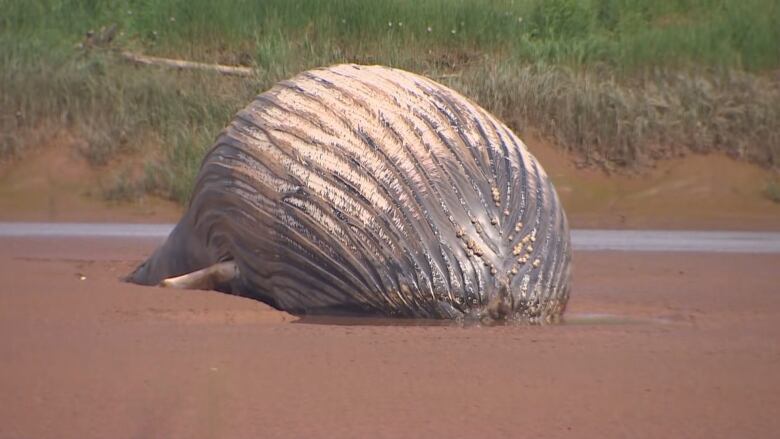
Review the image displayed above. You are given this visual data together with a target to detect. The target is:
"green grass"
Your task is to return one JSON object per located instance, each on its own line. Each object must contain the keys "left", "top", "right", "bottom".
{"left": 1, "top": 0, "right": 779, "bottom": 203}
{"left": 6, "top": 0, "right": 779, "bottom": 69}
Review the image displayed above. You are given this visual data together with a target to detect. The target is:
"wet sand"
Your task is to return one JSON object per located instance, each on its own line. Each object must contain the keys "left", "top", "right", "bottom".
{"left": 1, "top": 237, "right": 779, "bottom": 438}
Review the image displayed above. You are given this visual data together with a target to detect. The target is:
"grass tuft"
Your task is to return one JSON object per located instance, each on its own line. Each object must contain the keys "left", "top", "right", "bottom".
{"left": 765, "top": 180, "right": 780, "bottom": 203}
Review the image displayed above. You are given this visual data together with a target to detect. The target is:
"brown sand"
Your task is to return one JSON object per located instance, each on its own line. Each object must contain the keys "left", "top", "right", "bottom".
{"left": 1, "top": 237, "right": 778, "bottom": 438}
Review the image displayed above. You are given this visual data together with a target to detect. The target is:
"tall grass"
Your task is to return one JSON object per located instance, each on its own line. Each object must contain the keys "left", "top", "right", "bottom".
{"left": 5, "top": 0, "right": 778, "bottom": 70}
{"left": 1, "top": 0, "right": 779, "bottom": 202}
{"left": 452, "top": 63, "right": 780, "bottom": 167}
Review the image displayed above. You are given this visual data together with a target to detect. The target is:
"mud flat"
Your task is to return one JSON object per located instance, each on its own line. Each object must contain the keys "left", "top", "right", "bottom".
{"left": 1, "top": 236, "right": 779, "bottom": 438}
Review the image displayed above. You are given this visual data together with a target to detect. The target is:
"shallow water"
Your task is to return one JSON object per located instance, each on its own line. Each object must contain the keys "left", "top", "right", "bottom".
{"left": 562, "top": 312, "right": 665, "bottom": 325}
{"left": 1, "top": 222, "right": 778, "bottom": 253}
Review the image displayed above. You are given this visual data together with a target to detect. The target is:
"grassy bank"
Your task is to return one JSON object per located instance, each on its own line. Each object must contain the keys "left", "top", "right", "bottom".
{"left": 2, "top": 0, "right": 779, "bottom": 202}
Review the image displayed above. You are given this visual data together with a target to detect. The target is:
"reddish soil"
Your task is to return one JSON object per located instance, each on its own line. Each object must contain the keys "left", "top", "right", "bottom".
{"left": 1, "top": 237, "right": 779, "bottom": 438}
{"left": 526, "top": 135, "right": 780, "bottom": 230}
{"left": 0, "top": 133, "right": 181, "bottom": 223}
{"left": 2, "top": 132, "right": 779, "bottom": 229}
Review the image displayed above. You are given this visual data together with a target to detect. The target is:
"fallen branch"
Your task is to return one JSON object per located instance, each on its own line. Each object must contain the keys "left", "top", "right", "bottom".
{"left": 431, "top": 72, "right": 463, "bottom": 79}
{"left": 120, "top": 51, "right": 254, "bottom": 77}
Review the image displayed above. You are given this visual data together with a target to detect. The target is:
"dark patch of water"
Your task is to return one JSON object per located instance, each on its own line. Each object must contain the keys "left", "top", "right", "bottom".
{"left": 293, "top": 312, "right": 659, "bottom": 327}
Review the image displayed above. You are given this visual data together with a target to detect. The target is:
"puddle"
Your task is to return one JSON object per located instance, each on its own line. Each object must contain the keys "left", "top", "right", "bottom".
{"left": 293, "top": 315, "right": 457, "bottom": 327}
{"left": 293, "top": 312, "right": 666, "bottom": 327}
{"left": 562, "top": 312, "right": 661, "bottom": 325}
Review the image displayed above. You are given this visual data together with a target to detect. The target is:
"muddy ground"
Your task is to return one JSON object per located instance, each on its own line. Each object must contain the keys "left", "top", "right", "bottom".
{"left": 1, "top": 134, "right": 779, "bottom": 437}
{"left": 1, "top": 236, "right": 778, "bottom": 438}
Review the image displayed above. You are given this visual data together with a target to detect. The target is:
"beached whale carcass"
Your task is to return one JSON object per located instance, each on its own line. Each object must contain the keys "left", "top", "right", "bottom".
{"left": 127, "top": 64, "right": 571, "bottom": 323}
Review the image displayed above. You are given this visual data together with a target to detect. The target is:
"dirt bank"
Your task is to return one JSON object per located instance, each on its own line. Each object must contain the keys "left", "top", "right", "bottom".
{"left": 527, "top": 135, "right": 780, "bottom": 230}
{"left": 1, "top": 237, "right": 778, "bottom": 438}
{"left": 0, "top": 131, "right": 181, "bottom": 223}
{"left": 2, "top": 133, "right": 779, "bottom": 229}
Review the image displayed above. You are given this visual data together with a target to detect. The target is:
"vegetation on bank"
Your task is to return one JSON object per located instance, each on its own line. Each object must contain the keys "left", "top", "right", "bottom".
{"left": 2, "top": 0, "right": 779, "bottom": 202}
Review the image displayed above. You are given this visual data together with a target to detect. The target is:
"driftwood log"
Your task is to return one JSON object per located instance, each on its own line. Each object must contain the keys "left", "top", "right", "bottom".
{"left": 120, "top": 51, "right": 254, "bottom": 77}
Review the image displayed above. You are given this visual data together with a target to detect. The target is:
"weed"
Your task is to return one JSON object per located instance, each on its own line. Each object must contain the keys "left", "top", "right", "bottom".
{"left": 103, "top": 169, "right": 146, "bottom": 202}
